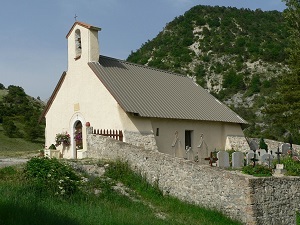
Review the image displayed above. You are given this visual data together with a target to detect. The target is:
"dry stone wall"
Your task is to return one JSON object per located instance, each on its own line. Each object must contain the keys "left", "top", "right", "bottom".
{"left": 123, "top": 130, "right": 158, "bottom": 151}
{"left": 86, "top": 133, "right": 300, "bottom": 225}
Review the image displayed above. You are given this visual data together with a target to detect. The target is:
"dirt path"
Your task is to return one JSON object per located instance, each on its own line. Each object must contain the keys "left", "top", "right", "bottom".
{"left": 0, "top": 158, "right": 29, "bottom": 168}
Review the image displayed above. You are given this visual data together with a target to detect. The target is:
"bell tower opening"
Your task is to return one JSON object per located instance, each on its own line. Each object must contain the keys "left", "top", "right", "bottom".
{"left": 75, "top": 29, "right": 82, "bottom": 59}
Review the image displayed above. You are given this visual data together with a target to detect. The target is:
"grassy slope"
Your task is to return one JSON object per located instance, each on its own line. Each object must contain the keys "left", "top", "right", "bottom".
{"left": 0, "top": 163, "right": 243, "bottom": 225}
{"left": 0, "top": 124, "right": 42, "bottom": 157}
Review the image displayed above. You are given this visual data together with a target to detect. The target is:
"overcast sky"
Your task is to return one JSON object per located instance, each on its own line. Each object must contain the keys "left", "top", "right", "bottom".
{"left": 0, "top": 0, "right": 287, "bottom": 101}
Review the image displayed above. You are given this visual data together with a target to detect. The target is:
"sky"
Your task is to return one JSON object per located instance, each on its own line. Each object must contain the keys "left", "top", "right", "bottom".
{"left": 0, "top": 0, "right": 287, "bottom": 101}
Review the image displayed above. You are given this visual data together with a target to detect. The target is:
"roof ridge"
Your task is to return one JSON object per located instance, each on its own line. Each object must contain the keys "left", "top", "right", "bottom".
{"left": 66, "top": 21, "right": 101, "bottom": 38}
{"left": 99, "top": 55, "right": 188, "bottom": 78}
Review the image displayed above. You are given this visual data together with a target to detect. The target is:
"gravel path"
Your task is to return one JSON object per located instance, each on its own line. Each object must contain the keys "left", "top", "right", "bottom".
{"left": 0, "top": 158, "right": 29, "bottom": 168}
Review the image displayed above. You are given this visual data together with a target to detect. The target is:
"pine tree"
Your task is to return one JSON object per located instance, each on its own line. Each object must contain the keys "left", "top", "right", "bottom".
{"left": 264, "top": 0, "right": 300, "bottom": 144}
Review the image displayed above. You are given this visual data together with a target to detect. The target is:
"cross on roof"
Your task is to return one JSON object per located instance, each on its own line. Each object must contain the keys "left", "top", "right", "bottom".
{"left": 205, "top": 152, "right": 218, "bottom": 167}
{"left": 74, "top": 14, "right": 78, "bottom": 21}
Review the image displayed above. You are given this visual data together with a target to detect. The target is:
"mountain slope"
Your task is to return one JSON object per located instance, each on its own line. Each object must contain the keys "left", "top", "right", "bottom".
{"left": 127, "top": 5, "right": 289, "bottom": 141}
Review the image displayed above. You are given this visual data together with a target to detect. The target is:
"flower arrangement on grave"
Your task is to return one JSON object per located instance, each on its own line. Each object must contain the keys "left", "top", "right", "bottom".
{"left": 55, "top": 132, "right": 71, "bottom": 146}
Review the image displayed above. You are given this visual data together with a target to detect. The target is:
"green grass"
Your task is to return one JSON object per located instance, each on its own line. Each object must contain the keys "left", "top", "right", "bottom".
{"left": 0, "top": 124, "right": 42, "bottom": 157}
{"left": 0, "top": 162, "right": 243, "bottom": 225}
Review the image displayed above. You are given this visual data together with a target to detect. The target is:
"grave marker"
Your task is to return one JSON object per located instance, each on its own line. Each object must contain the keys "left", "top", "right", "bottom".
{"left": 281, "top": 143, "right": 290, "bottom": 155}
{"left": 205, "top": 152, "right": 218, "bottom": 167}
{"left": 232, "top": 152, "right": 244, "bottom": 168}
{"left": 260, "top": 153, "right": 274, "bottom": 168}
{"left": 217, "top": 151, "right": 230, "bottom": 168}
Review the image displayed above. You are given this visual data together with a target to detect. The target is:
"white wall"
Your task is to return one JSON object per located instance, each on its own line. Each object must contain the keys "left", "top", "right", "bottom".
{"left": 151, "top": 118, "right": 244, "bottom": 162}
{"left": 45, "top": 24, "right": 126, "bottom": 158}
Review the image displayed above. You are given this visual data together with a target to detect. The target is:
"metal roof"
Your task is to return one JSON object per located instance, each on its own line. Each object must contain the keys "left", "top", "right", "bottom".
{"left": 88, "top": 56, "right": 247, "bottom": 124}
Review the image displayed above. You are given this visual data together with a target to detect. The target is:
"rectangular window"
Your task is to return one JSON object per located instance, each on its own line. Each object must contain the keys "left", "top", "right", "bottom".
{"left": 185, "top": 130, "right": 193, "bottom": 148}
{"left": 156, "top": 128, "right": 159, "bottom": 136}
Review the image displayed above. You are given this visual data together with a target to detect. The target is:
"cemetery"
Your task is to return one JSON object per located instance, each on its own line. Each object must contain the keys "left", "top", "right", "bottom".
{"left": 85, "top": 129, "right": 300, "bottom": 225}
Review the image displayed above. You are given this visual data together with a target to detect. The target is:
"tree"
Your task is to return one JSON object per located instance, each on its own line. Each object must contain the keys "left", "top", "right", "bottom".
{"left": 3, "top": 120, "right": 18, "bottom": 138}
{"left": 24, "top": 118, "right": 43, "bottom": 142}
{"left": 259, "top": 138, "right": 268, "bottom": 151}
{"left": 0, "top": 83, "right": 5, "bottom": 90}
{"left": 264, "top": 0, "right": 300, "bottom": 144}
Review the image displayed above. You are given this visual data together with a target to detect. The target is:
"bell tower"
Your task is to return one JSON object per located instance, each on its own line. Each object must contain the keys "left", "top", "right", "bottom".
{"left": 66, "top": 22, "right": 101, "bottom": 66}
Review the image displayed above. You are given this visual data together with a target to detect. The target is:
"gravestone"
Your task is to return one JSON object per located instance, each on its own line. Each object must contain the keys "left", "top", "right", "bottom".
{"left": 246, "top": 152, "right": 258, "bottom": 165}
{"left": 249, "top": 140, "right": 259, "bottom": 151}
{"left": 274, "top": 164, "right": 286, "bottom": 177}
{"left": 269, "top": 150, "right": 276, "bottom": 157}
{"left": 257, "top": 149, "right": 267, "bottom": 157}
{"left": 281, "top": 143, "right": 290, "bottom": 155}
{"left": 217, "top": 151, "right": 230, "bottom": 168}
{"left": 232, "top": 152, "right": 244, "bottom": 168}
{"left": 260, "top": 153, "right": 274, "bottom": 167}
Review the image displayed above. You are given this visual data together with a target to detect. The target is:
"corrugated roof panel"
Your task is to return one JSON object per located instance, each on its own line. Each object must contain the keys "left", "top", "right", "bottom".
{"left": 88, "top": 56, "right": 247, "bottom": 124}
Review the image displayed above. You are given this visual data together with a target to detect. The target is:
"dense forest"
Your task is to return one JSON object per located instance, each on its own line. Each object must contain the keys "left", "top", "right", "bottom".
{"left": 0, "top": 83, "right": 45, "bottom": 142}
{"left": 127, "top": 5, "right": 299, "bottom": 144}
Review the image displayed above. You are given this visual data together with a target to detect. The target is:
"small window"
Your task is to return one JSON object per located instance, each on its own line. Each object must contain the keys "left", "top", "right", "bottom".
{"left": 75, "top": 29, "right": 82, "bottom": 59}
{"left": 185, "top": 130, "right": 193, "bottom": 148}
{"left": 156, "top": 128, "right": 159, "bottom": 136}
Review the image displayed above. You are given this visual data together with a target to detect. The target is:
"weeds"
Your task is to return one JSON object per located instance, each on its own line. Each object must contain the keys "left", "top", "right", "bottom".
{"left": 242, "top": 164, "right": 272, "bottom": 177}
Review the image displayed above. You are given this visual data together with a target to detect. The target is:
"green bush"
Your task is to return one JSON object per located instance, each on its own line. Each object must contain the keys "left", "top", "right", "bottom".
{"left": 279, "top": 156, "right": 300, "bottom": 176}
{"left": 242, "top": 164, "right": 272, "bottom": 177}
{"left": 24, "top": 157, "right": 83, "bottom": 196}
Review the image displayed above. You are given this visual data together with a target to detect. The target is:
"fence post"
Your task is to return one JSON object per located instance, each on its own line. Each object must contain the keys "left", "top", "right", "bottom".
{"left": 119, "top": 130, "right": 123, "bottom": 141}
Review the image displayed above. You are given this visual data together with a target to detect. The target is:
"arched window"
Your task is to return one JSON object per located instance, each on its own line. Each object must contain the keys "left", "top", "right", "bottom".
{"left": 75, "top": 29, "right": 82, "bottom": 58}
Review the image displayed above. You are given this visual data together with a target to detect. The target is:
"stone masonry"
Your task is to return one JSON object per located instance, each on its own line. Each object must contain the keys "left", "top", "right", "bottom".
{"left": 86, "top": 133, "right": 300, "bottom": 225}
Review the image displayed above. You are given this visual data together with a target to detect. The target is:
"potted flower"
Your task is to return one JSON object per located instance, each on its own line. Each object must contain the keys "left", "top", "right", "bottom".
{"left": 55, "top": 132, "right": 71, "bottom": 147}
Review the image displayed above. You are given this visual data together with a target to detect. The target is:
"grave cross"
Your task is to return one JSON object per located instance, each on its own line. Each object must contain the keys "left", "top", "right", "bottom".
{"left": 289, "top": 139, "right": 293, "bottom": 156}
{"left": 265, "top": 154, "right": 273, "bottom": 168}
{"left": 250, "top": 149, "right": 259, "bottom": 167}
{"left": 205, "top": 152, "right": 218, "bottom": 167}
{"left": 275, "top": 145, "right": 282, "bottom": 164}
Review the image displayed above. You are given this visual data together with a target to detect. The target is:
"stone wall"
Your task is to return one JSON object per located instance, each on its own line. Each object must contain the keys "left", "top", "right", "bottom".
{"left": 226, "top": 135, "right": 250, "bottom": 152}
{"left": 123, "top": 130, "right": 158, "bottom": 151}
{"left": 249, "top": 138, "right": 300, "bottom": 154}
{"left": 86, "top": 133, "right": 300, "bottom": 225}
{"left": 226, "top": 136, "right": 300, "bottom": 154}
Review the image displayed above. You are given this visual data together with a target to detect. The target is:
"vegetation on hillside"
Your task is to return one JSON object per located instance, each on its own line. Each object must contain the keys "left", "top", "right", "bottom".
{"left": 0, "top": 83, "right": 45, "bottom": 143}
{"left": 127, "top": 5, "right": 298, "bottom": 143}
{"left": 265, "top": 0, "right": 300, "bottom": 144}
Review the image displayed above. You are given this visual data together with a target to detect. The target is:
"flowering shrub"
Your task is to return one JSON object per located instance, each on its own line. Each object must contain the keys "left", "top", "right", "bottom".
{"left": 55, "top": 132, "right": 71, "bottom": 146}
{"left": 24, "top": 157, "right": 86, "bottom": 196}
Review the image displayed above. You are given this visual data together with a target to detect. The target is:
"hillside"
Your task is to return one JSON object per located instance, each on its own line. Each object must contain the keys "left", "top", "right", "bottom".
{"left": 127, "top": 5, "right": 290, "bottom": 142}
{"left": 0, "top": 84, "right": 45, "bottom": 146}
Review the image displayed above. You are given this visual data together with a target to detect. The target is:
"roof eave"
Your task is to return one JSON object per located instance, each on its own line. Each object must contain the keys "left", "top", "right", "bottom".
{"left": 66, "top": 21, "right": 101, "bottom": 39}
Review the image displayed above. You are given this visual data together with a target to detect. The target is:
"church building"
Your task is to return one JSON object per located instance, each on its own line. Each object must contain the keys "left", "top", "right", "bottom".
{"left": 41, "top": 21, "right": 248, "bottom": 161}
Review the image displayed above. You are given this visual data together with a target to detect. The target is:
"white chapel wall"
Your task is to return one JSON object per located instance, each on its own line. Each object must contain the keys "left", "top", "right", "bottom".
{"left": 150, "top": 118, "right": 245, "bottom": 162}
{"left": 46, "top": 24, "right": 125, "bottom": 158}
